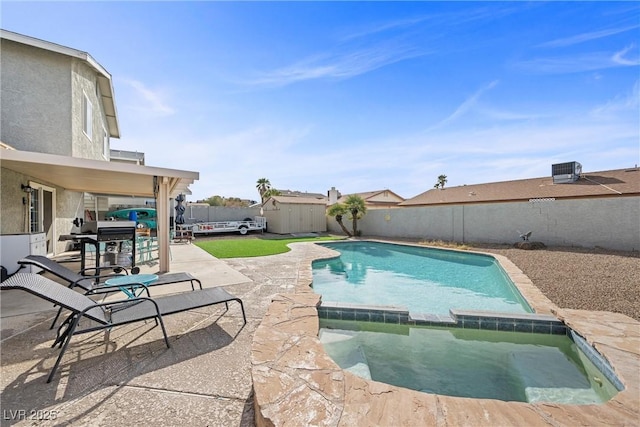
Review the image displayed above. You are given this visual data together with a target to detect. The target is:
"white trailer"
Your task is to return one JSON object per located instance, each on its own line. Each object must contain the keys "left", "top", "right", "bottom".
{"left": 190, "top": 216, "right": 266, "bottom": 235}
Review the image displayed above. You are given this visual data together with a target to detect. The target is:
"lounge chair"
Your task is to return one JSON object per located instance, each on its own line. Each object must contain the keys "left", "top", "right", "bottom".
{"left": 18, "top": 255, "right": 203, "bottom": 327}
{"left": 0, "top": 273, "right": 246, "bottom": 383}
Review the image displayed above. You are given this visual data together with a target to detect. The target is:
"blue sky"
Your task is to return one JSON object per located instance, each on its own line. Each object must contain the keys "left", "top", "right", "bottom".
{"left": 2, "top": 2, "right": 639, "bottom": 202}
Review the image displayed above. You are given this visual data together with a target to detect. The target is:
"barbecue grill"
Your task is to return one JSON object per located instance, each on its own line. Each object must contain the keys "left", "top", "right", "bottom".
{"left": 76, "top": 221, "right": 137, "bottom": 270}
{"left": 80, "top": 221, "right": 137, "bottom": 241}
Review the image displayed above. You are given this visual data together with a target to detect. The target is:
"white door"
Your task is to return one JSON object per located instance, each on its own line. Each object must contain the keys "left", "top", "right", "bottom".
{"left": 28, "top": 182, "right": 56, "bottom": 256}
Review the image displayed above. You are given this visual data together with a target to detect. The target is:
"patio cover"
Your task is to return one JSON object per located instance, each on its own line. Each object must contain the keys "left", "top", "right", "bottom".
{"left": 0, "top": 148, "right": 199, "bottom": 272}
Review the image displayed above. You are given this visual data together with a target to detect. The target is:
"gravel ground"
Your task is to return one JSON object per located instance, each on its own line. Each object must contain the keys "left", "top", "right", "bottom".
{"left": 470, "top": 243, "right": 640, "bottom": 322}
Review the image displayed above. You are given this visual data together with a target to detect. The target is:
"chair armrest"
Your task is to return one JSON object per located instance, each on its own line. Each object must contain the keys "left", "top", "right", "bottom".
{"left": 83, "top": 293, "right": 160, "bottom": 321}
{"left": 80, "top": 265, "right": 130, "bottom": 276}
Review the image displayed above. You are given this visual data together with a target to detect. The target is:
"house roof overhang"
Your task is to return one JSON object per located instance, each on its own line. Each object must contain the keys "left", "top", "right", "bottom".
{"left": 0, "top": 149, "right": 198, "bottom": 197}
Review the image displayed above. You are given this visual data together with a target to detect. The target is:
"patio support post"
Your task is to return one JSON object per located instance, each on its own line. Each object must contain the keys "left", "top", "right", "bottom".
{"left": 156, "top": 177, "right": 170, "bottom": 273}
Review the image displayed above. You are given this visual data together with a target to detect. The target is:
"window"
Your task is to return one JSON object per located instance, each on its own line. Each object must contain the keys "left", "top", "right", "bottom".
{"left": 102, "top": 127, "right": 109, "bottom": 159}
{"left": 29, "top": 187, "right": 40, "bottom": 233}
{"left": 82, "top": 92, "right": 92, "bottom": 140}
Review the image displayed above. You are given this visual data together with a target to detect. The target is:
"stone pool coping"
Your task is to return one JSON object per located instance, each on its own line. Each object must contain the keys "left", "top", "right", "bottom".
{"left": 251, "top": 240, "right": 640, "bottom": 426}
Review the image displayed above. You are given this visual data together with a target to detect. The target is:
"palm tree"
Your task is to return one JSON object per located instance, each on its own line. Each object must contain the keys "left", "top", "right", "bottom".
{"left": 262, "top": 188, "right": 281, "bottom": 200}
{"left": 256, "top": 178, "right": 271, "bottom": 202}
{"left": 435, "top": 174, "right": 448, "bottom": 189}
{"left": 327, "top": 203, "right": 352, "bottom": 237}
{"left": 344, "top": 195, "right": 367, "bottom": 236}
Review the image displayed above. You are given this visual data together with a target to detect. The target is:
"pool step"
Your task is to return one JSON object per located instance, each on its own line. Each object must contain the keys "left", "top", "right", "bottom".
{"left": 319, "top": 329, "right": 372, "bottom": 380}
{"left": 509, "top": 350, "right": 601, "bottom": 404}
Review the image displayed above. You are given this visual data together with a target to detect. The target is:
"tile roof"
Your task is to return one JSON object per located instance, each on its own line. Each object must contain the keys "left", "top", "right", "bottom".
{"left": 400, "top": 168, "right": 640, "bottom": 206}
{"left": 337, "top": 189, "right": 405, "bottom": 203}
{"left": 266, "top": 195, "right": 329, "bottom": 205}
{"left": 276, "top": 189, "right": 327, "bottom": 199}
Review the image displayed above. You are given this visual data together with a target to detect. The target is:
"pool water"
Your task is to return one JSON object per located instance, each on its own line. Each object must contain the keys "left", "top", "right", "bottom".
{"left": 320, "top": 320, "right": 619, "bottom": 404}
{"left": 313, "top": 241, "right": 531, "bottom": 315}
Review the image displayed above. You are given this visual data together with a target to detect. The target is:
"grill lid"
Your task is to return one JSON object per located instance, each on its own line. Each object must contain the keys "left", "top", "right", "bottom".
{"left": 81, "top": 221, "right": 136, "bottom": 233}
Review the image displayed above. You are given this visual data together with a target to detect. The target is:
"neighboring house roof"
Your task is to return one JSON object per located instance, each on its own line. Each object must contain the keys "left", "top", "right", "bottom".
{"left": 276, "top": 189, "right": 327, "bottom": 199}
{"left": 265, "top": 195, "right": 328, "bottom": 205}
{"left": 0, "top": 29, "right": 120, "bottom": 138}
{"left": 110, "top": 149, "right": 145, "bottom": 165}
{"left": 400, "top": 168, "right": 640, "bottom": 206}
{"left": 337, "top": 189, "right": 405, "bottom": 206}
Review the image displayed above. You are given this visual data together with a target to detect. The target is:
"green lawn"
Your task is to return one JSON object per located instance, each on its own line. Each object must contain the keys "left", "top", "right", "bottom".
{"left": 195, "top": 236, "right": 344, "bottom": 258}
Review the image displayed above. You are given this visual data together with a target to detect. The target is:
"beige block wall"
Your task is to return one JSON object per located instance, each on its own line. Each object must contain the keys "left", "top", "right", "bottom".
{"left": 328, "top": 196, "right": 640, "bottom": 251}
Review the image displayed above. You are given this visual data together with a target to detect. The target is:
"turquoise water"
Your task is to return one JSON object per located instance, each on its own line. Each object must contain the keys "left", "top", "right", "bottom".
{"left": 313, "top": 241, "right": 531, "bottom": 315}
{"left": 320, "top": 320, "right": 618, "bottom": 404}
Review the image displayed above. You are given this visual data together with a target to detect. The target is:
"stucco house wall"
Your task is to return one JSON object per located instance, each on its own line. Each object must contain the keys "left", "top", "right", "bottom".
{"left": 0, "top": 165, "right": 83, "bottom": 247}
{"left": 1, "top": 32, "right": 115, "bottom": 252}
{"left": 0, "top": 39, "right": 72, "bottom": 155}
{"left": 328, "top": 196, "right": 640, "bottom": 251}
{"left": 71, "top": 59, "right": 110, "bottom": 160}
{"left": 0, "top": 168, "right": 27, "bottom": 233}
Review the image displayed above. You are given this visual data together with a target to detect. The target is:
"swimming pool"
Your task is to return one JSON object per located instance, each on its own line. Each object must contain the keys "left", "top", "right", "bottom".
{"left": 320, "top": 319, "right": 620, "bottom": 404}
{"left": 313, "top": 241, "right": 532, "bottom": 315}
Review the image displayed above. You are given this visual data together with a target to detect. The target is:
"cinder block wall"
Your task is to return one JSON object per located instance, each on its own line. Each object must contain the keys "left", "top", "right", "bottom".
{"left": 328, "top": 197, "right": 640, "bottom": 251}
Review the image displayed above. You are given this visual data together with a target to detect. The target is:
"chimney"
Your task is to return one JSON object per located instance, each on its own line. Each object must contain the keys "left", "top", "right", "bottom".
{"left": 328, "top": 187, "right": 339, "bottom": 204}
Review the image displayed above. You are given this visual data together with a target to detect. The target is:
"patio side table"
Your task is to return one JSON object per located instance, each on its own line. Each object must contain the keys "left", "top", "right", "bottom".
{"left": 104, "top": 274, "right": 159, "bottom": 298}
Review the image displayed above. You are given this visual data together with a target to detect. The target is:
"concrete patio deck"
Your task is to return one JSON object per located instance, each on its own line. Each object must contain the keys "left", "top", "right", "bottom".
{"left": 1, "top": 240, "right": 309, "bottom": 426}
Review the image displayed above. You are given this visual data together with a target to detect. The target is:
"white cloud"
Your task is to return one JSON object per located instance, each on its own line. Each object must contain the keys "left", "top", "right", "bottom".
{"left": 427, "top": 80, "right": 499, "bottom": 130}
{"left": 538, "top": 24, "right": 640, "bottom": 48}
{"left": 612, "top": 44, "right": 640, "bottom": 65}
{"left": 591, "top": 80, "right": 640, "bottom": 117}
{"left": 121, "top": 79, "right": 176, "bottom": 117}
{"left": 512, "top": 48, "right": 639, "bottom": 74}
{"left": 242, "top": 42, "right": 427, "bottom": 87}
{"left": 340, "top": 15, "right": 432, "bottom": 41}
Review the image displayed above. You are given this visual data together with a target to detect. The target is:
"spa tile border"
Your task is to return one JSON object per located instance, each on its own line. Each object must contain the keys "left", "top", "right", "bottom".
{"left": 319, "top": 302, "right": 567, "bottom": 334}
{"left": 570, "top": 329, "right": 624, "bottom": 391}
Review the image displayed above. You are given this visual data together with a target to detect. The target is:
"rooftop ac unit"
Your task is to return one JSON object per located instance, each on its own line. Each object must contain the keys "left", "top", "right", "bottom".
{"left": 552, "top": 161, "right": 582, "bottom": 184}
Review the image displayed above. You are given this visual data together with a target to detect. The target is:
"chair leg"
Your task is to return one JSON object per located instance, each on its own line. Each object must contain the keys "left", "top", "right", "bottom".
{"left": 50, "top": 306, "right": 64, "bottom": 329}
{"left": 156, "top": 314, "right": 171, "bottom": 348}
{"left": 53, "top": 314, "right": 74, "bottom": 348}
{"left": 47, "top": 314, "right": 81, "bottom": 383}
{"left": 237, "top": 299, "right": 247, "bottom": 325}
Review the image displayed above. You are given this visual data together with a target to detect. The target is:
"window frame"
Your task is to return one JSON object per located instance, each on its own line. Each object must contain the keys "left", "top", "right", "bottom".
{"left": 82, "top": 91, "right": 93, "bottom": 140}
{"left": 102, "top": 126, "right": 109, "bottom": 159}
